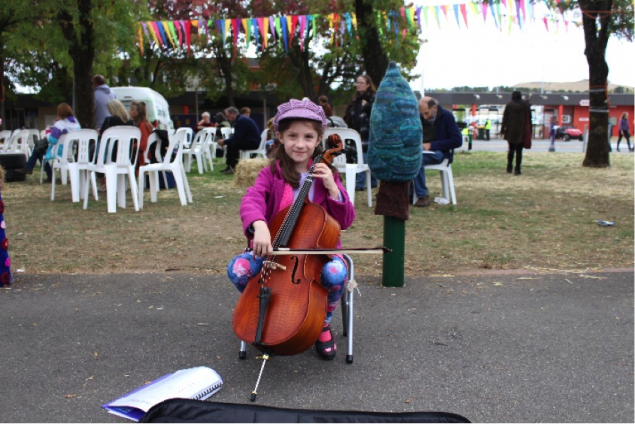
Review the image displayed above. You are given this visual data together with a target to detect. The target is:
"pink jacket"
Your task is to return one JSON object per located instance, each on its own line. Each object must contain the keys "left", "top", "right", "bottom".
{"left": 240, "top": 161, "right": 356, "bottom": 247}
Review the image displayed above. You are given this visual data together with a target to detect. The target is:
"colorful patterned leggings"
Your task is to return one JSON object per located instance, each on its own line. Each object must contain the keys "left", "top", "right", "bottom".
{"left": 227, "top": 252, "right": 347, "bottom": 324}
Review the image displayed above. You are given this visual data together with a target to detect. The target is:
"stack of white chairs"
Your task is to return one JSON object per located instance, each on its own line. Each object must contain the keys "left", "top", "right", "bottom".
{"left": 0, "top": 129, "right": 20, "bottom": 153}
{"left": 83, "top": 126, "right": 141, "bottom": 213}
{"left": 0, "top": 129, "right": 30, "bottom": 157}
{"left": 0, "top": 130, "right": 11, "bottom": 146}
{"left": 239, "top": 129, "right": 269, "bottom": 160}
{"left": 321, "top": 128, "right": 372, "bottom": 207}
{"left": 51, "top": 130, "right": 99, "bottom": 203}
{"left": 138, "top": 129, "right": 192, "bottom": 208}
{"left": 182, "top": 129, "right": 210, "bottom": 174}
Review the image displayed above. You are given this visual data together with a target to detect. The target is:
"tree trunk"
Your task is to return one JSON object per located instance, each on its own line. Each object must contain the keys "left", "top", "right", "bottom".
{"left": 355, "top": 0, "right": 389, "bottom": 86}
{"left": 59, "top": 0, "right": 95, "bottom": 129}
{"left": 580, "top": 0, "right": 612, "bottom": 168}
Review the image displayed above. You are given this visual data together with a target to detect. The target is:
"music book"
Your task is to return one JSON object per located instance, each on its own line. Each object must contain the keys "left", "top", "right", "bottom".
{"left": 101, "top": 366, "right": 223, "bottom": 422}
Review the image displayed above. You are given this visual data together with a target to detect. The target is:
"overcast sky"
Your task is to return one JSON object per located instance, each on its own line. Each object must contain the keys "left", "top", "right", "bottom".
{"left": 407, "top": 0, "right": 634, "bottom": 91}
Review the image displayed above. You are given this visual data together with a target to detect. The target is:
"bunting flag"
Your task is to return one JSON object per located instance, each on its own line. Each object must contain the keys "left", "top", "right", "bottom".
{"left": 135, "top": 3, "right": 582, "bottom": 55}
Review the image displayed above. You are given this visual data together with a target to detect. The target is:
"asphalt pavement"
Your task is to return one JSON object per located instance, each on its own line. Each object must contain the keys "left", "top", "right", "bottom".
{"left": 1, "top": 270, "right": 633, "bottom": 423}
{"left": 468, "top": 137, "right": 634, "bottom": 154}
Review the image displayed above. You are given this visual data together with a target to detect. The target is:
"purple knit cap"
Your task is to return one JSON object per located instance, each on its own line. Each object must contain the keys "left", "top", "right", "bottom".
{"left": 273, "top": 98, "right": 328, "bottom": 132}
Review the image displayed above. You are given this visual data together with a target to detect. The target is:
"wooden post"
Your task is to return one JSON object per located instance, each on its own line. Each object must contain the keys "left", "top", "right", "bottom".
{"left": 382, "top": 215, "right": 405, "bottom": 287}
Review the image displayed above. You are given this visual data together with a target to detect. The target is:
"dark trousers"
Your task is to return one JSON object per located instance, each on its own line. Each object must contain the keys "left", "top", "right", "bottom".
{"left": 225, "top": 139, "right": 259, "bottom": 168}
{"left": 485, "top": 129, "right": 490, "bottom": 140}
{"left": 617, "top": 130, "right": 632, "bottom": 150}
{"left": 507, "top": 142, "right": 523, "bottom": 170}
{"left": 26, "top": 149, "right": 52, "bottom": 179}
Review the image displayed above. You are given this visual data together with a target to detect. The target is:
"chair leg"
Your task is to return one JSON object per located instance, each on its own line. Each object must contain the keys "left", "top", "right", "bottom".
{"left": 138, "top": 170, "right": 145, "bottom": 209}
{"left": 83, "top": 171, "right": 91, "bottom": 209}
{"left": 68, "top": 165, "right": 80, "bottom": 203}
{"left": 239, "top": 340, "right": 247, "bottom": 359}
{"left": 117, "top": 174, "right": 127, "bottom": 209}
{"left": 105, "top": 168, "right": 118, "bottom": 213}
{"left": 128, "top": 169, "right": 139, "bottom": 212}
{"left": 365, "top": 171, "right": 372, "bottom": 207}
{"left": 447, "top": 167, "right": 457, "bottom": 205}
{"left": 150, "top": 171, "right": 159, "bottom": 203}
{"left": 344, "top": 164, "right": 356, "bottom": 207}
{"left": 181, "top": 164, "right": 193, "bottom": 203}
{"left": 172, "top": 165, "right": 188, "bottom": 206}
{"left": 50, "top": 166, "right": 57, "bottom": 201}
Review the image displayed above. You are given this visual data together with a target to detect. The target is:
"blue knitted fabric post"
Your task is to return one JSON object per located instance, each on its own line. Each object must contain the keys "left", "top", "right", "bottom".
{"left": 0, "top": 175, "right": 12, "bottom": 287}
{"left": 367, "top": 62, "right": 422, "bottom": 182}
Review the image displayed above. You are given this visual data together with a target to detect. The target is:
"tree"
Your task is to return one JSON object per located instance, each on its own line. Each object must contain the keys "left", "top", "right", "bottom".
{"left": 0, "top": 1, "right": 50, "bottom": 129}
{"left": 544, "top": 0, "right": 633, "bottom": 167}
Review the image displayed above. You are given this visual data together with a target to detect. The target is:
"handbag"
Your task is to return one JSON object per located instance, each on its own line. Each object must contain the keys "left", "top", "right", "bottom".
{"left": 35, "top": 137, "right": 49, "bottom": 154}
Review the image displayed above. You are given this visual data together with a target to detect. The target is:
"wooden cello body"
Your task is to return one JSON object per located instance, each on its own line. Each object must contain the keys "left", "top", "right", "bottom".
{"left": 232, "top": 138, "right": 344, "bottom": 356}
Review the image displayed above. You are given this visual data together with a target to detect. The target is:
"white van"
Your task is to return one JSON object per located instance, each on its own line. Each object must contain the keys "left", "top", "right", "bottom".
{"left": 110, "top": 86, "right": 174, "bottom": 130}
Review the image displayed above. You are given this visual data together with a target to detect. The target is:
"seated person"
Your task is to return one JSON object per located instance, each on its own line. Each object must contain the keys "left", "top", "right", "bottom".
{"left": 197, "top": 112, "right": 215, "bottom": 130}
{"left": 413, "top": 97, "right": 463, "bottom": 207}
{"left": 16, "top": 102, "right": 81, "bottom": 182}
{"left": 216, "top": 107, "right": 261, "bottom": 174}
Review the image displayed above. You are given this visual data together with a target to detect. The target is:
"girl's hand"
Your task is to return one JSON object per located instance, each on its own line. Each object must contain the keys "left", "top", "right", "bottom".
{"left": 252, "top": 220, "right": 273, "bottom": 257}
{"left": 313, "top": 163, "right": 340, "bottom": 200}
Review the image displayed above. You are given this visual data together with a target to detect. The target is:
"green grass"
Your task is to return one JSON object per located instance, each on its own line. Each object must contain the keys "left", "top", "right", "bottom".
{"left": 3, "top": 152, "right": 633, "bottom": 276}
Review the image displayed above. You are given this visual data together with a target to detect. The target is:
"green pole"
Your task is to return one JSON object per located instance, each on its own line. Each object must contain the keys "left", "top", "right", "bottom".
{"left": 382, "top": 215, "right": 405, "bottom": 287}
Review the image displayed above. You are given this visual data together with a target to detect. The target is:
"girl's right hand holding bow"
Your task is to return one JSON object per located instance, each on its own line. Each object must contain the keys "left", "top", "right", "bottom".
{"left": 252, "top": 220, "right": 273, "bottom": 257}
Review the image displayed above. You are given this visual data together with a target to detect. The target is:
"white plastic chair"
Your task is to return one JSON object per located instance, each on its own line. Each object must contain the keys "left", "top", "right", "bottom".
{"left": 220, "top": 127, "right": 233, "bottom": 139}
{"left": 0, "top": 130, "right": 11, "bottom": 146}
{"left": 83, "top": 126, "right": 141, "bottom": 213}
{"left": 138, "top": 130, "right": 192, "bottom": 208}
{"left": 175, "top": 127, "right": 194, "bottom": 149}
{"left": 0, "top": 129, "right": 20, "bottom": 153}
{"left": 51, "top": 130, "right": 99, "bottom": 202}
{"left": 240, "top": 129, "right": 269, "bottom": 160}
{"left": 322, "top": 128, "right": 372, "bottom": 207}
{"left": 412, "top": 153, "right": 457, "bottom": 206}
{"left": 0, "top": 130, "right": 30, "bottom": 156}
{"left": 182, "top": 129, "right": 209, "bottom": 174}
{"left": 201, "top": 128, "right": 216, "bottom": 171}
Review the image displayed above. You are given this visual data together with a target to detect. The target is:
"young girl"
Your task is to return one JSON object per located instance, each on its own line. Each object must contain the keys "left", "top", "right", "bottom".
{"left": 227, "top": 98, "right": 355, "bottom": 360}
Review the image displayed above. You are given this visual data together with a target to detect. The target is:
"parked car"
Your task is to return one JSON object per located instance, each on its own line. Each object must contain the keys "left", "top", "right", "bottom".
{"left": 554, "top": 126, "right": 584, "bottom": 141}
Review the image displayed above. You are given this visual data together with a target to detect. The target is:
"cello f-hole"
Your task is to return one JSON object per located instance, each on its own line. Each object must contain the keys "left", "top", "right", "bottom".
{"left": 290, "top": 256, "right": 301, "bottom": 285}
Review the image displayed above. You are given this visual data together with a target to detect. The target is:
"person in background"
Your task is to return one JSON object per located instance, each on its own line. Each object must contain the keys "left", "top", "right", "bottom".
{"left": 197, "top": 112, "right": 215, "bottom": 131}
{"left": 130, "top": 101, "right": 154, "bottom": 170}
{"left": 93, "top": 75, "right": 116, "bottom": 130}
{"left": 412, "top": 97, "right": 463, "bottom": 207}
{"left": 616, "top": 112, "right": 632, "bottom": 152}
{"left": 548, "top": 116, "right": 557, "bottom": 153}
{"left": 500, "top": 91, "right": 529, "bottom": 175}
{"left": 484, "top": 118, "right": 491, "bottom": 141}
{"left": 216, "top": 107, "right": 260, "bottom": 174}
{"left": 344, "top": 74, "right": 377, "bottom": 191}
{"left": 214, "top": 111, "right": 231, "bottom": 138}
{"left": 240, "top": 107, "right": 251, "bottom": 117}
{"left": 318, "top": 95, "right": 333, "bottom": 117}
{"left": 16, "top": 102, "right": 81, "bottom": 182}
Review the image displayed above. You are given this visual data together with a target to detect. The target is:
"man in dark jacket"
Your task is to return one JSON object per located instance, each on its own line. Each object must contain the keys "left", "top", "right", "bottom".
{"left": 217, "top": 106, "right": 261, "bottom": 174}
{"left": 413, "top": 97, "right": 463, "bottom": 207}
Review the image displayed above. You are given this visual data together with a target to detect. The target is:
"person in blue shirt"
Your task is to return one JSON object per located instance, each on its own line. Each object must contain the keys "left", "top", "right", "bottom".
{"left": 413, "top": 97, "right": 463, "bottom": 207}
{"left": 216, "top": 106, "right": 261, "bottom": 174}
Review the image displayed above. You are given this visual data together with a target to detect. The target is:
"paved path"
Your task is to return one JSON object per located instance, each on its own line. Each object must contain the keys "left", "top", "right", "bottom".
{"left": 469, "top": 137, "right": 634, "bottom": 154}
{"left": 2, "top": 271, "right": 633, "bottom": 422}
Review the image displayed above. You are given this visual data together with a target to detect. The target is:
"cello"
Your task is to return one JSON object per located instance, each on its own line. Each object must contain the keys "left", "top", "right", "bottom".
{"left": 232, "top": 135, "right": 344, "bottom": 400}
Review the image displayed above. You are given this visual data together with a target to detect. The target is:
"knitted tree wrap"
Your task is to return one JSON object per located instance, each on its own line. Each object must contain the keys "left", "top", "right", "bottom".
{"left": 367, "top": 62, "right": 422, "bottom": 182}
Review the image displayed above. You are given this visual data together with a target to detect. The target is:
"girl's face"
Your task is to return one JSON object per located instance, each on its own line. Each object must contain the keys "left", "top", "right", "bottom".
{"left": 129, "top": 106, "right": 137, "bottom": 119}
{"left": 356, "top": 77, "right": 369, "bottom": 93}
{"left": 277, "top": 121, "right": 320, "bottom": 170}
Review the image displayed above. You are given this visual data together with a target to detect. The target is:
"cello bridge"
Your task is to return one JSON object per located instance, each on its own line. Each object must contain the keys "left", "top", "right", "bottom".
{"left": 264, "top": 261, "right": 286, "bottom": 271}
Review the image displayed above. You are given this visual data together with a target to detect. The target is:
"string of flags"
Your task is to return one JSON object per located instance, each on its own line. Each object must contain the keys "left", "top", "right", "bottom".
{"left": 136, "top": 1, "right": 582, "bottom": 55}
